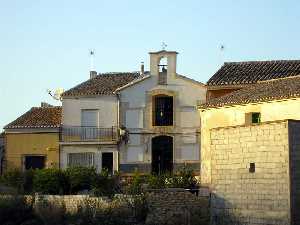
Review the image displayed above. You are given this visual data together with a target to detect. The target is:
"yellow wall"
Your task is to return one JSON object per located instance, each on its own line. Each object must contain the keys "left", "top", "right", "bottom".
{"left": 199, "top": 98, "right": 300, "bottom": 185}
{"left": 5, "top": 132, "right": 59, "bottom": 171}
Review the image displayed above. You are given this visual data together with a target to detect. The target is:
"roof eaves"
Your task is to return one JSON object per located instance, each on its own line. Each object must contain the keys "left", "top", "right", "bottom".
{"left": 114, "top": 75, "right": 151, "bottom": 92}
{"left": 176, "top": 74, "right": 205, "bottom": 86}
{"left": 4, "top": 125, "right": 60, "bottom": 129}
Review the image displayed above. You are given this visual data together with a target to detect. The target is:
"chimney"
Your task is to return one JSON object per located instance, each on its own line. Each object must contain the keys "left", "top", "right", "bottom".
{"left": 41, "top": 102, "right": 53, "bottom": 108}
{"left": 140, "top": 62, "right": 144, "bottom": 75}
{"left": 90, "top": 71, "right": 97, "bottom": 79}
{"left": 89, "top": 50, "right": 97, "bottom": 79}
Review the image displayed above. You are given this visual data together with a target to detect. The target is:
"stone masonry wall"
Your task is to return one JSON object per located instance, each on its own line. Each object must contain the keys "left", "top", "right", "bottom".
{"left": 145, "top": 188, "right": 210, "bottom": 225}
{"left": 210, "top": 121, "right": 291, "bottom": 225}
{"left": 31, "top": 195, "right": 109, "bottom": 213}
{"left": 288, "top": 120, "right": 300, "bottom": 225}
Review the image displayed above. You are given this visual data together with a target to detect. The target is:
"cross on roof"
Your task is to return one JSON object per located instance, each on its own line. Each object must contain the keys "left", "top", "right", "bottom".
{"left": 161, "top": 42, "right": 167, "bottom": 50}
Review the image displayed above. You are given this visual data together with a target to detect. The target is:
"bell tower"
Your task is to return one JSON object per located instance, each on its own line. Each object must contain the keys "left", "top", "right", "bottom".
{"left": 149, "top": 48, "right": 178, "bottom": 83}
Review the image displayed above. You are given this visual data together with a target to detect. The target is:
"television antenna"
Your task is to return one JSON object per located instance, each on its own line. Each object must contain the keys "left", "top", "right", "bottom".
{"left": 47, "top": 88, "right": 64, "bottom": 101}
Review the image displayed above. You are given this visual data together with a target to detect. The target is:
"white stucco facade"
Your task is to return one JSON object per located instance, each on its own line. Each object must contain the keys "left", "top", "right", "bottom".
{"left": 118, "top": 51, "right": 206, "bottom": 174}
{"left": 62, "top": 96, "right": 118, "bottom": 127}
{"left": 60, "top": 50, "right": 206, "bottom": 174}
{"left": 60, "top": 95, "right": 119, "bottom": 172}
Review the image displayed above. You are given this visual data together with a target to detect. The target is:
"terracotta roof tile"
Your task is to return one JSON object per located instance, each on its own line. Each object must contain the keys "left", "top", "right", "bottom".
{"left": 62, "top": 72, "right": 143, "bottom": 97}
{"left": 207, "top": 60, "right": 300, "bottom": 86}
{"left": 200, "top": 76, "right": 300, "bottom": 109}
{"left": 4, "top": 106, "right": 62, "bottom": 129}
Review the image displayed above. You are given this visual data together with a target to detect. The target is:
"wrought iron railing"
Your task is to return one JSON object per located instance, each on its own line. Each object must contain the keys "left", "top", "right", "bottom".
{"left": 60, "top": 126, "right": 118, "bottom": 142}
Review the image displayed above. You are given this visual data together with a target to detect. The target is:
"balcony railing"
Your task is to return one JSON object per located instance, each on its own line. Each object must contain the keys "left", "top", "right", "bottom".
{"left": 60, "top": 126, "right": 118, "bottom": 142}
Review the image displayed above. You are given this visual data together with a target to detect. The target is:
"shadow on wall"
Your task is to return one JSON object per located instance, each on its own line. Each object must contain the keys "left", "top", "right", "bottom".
{"left": 211, "top": 194, "right": 290, "bottom": 225}
{"left": 211, "top": 194, "right": 243, "bottom": 225}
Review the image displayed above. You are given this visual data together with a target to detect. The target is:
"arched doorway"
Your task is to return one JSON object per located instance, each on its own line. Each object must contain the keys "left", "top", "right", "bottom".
{"left": 151, "top": 135, "right": 173, "bottom": 174}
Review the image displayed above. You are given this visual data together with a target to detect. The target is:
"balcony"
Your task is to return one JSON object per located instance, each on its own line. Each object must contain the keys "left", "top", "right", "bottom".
{"left": 60, "top": 126, "right": 118, "bottom": 143}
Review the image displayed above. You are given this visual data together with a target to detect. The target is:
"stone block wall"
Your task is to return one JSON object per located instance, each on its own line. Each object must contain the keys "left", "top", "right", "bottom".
{"left": 145, "top": 188, "right": 210, "bottom": 225}
{"left": 32, "top": 195, "right": 109, "bottom": 213}
{"left": 288, "top": 120, "right": 300, "bottom": 225}
{"left": 210, "top": 121, "right": 291, "bottom": 225}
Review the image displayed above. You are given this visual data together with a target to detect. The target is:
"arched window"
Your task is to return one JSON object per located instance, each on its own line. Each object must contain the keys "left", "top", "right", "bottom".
{"left": 158, "top": 57, "right": 167, "bottom": 85}
{"left": 152, "top": 94, "right": 173, "bottom": 126}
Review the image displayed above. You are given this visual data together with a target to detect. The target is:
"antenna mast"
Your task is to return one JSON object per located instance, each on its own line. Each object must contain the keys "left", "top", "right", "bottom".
{"left": 219, "top": 44, "right": 225, "bottom": 66}
{"left": 90, "top": 49, "right": 95, "bottom": 71}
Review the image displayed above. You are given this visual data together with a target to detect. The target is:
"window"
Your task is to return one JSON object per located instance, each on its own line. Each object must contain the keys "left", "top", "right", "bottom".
{"left": 81, "top": 109, "right": 98, "bottom": 127}
{"left": 245, "top": 112, "right": 261, "bottom": 125}
{"left": 249, "top": 162, "right": 255, "bottom": 173}
{"left": 251, "top": 113, "right": 261, "bottom": 124}
{"left": 68, "top": 153, "right": 94, "bottom": 167}
{"left": 153, "top": 95, "right": 173, "bottom": 126}
{"left": 81, "top": 109, "right": 99, "bottom": 139}
{"left": 24, "top": 155, "right": 45, "bottom": 170}
{"left": 102, "top": 152, "right": 113, "bottom": 174}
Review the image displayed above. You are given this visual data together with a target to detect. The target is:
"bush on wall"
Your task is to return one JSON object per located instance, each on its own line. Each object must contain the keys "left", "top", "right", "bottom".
{"left": 0, "top": 169, "right": 24, "bottom": 193}
{"left": 0, "top": 169, "right": 37, "bottom": 194}
{"left": 65, "top": 166, "right": 97, "bottom": 194}
{"left": 92, "top": 168, "right": 120, "bottom": 197}
{"left": 33, "top": 168, "right": 68, "bottom": 194}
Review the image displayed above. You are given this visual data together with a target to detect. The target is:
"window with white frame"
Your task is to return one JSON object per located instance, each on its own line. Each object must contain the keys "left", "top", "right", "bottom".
{"left": 81, "top": 109, "right": 99, "bottom": 139}
{"left": 68, "top": 152, "right": 95, "bottom": 167}
{"left": 81, "top": 109, "right": 99, "bottom": 127}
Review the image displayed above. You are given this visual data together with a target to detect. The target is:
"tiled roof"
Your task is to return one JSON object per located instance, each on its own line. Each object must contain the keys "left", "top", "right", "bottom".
{"left": 4, "top": 106, "right": 62, "bottom": 129}
{"left": 207, "top": 60, "right": 300, "bottom": 86}
{"left": 176, "top": 74, "right": 205, "bottom": 86}
{"left": 62, "top": 72, "right": 143, "bottom": 97}
{"left": 200, "top": 76, "right": 300, "bottom": 109}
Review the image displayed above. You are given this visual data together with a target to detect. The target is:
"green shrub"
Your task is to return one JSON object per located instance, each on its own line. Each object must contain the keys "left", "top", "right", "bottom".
{"left": 23, "top": 169, "right": 35, "bottom": 194}
{"left": 65, "top": 166, "right": 97, "bottom": 194}
{"left": 126, "top": 171, "right": 146, "bottom": 195}
{"left": 1, "top": 169, "right": 37, "bottom": 194}
{"left": 92, "top": 169, "right": 120, "bottom": 197}
{"left": 1, "top": 169, "right": 24, "bottom": 193}
{"left": 175, "top": 165, "right": 198, "bottom": 189}
{"left": 146, "top": 173, "right": 166, "bottom": 189}
{"left": 33, "top": 168, "right": 67, "bottom": 194}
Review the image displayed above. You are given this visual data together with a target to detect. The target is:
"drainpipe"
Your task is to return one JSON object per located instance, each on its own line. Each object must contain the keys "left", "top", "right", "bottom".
{"left": 58, "top": 125, "right": 61, "bottom": 170}
{"left": 116, "top": 92, "right": 121, "bottom": 172}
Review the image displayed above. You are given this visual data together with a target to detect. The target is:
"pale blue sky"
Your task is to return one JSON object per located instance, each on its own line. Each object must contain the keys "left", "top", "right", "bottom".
{"left": 1, "top": 0, "right": 300, "bottom": 130}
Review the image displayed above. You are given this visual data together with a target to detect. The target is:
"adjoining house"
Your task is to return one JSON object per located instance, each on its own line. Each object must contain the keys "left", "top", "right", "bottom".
{"left": 206, "top": 60, "right": 300, "bottom": 100}
{"left": 60, "top": 72, "right": 140, "bottom": 173}
{"left": 0, "top": 133, "right": 5, "bottom": 174}
{"left": 60, "top": 50, "right": 206, "bottom": 175}
{"left": 199, "top": 76, "right": 300, "bottom": 225}
{"left": 4, "top": 103, "right": 61, "bottom": 171}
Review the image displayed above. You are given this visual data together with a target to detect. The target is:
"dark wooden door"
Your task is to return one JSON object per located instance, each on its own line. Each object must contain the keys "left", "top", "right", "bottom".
{"left": 102, "top": 152, "right": 113, "bottom": 174}
{"left": 152, "top": 136, "right": 173, "bottom": 174}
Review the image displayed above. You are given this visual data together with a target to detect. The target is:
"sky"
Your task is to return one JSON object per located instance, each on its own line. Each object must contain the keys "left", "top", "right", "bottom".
{"left": 1, "top": 0, "right": 300, "bottom": 131}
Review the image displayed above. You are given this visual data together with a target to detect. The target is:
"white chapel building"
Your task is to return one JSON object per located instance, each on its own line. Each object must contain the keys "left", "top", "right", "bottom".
{"left": 60, "top": 50, "right": 206, "bottom": 175}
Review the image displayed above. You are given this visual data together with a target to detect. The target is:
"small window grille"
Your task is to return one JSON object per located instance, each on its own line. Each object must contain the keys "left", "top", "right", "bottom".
{"left": 153, "top": 95, "right": 173, "bottom": 126}
{"left": 68, "top": 152, "right": 94, "bottom": 167}
{"left": 251, "top": 113, "right": 261, "bottom": 124}
{"left": 249, "top": 162, "right": 255, "bottom": 173}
